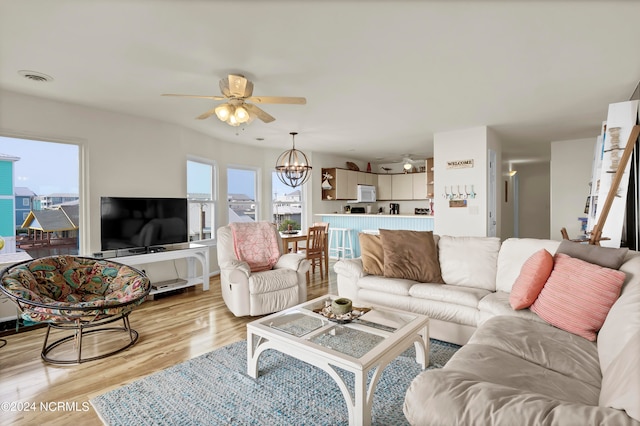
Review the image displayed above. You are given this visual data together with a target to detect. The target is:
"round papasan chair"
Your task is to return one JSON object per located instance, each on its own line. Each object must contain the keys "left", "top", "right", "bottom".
{"left": 0, "top": 255, "right": 150, "bottom": 364}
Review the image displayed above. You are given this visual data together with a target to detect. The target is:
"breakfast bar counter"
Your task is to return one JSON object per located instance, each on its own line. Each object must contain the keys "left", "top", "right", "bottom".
{"left": 314, "top": 213, "right": 434, "bottom": 258}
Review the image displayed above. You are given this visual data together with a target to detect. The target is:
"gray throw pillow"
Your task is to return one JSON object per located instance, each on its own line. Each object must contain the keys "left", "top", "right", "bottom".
{"left": 556, "top": 240, "right": 628, "bottom": 269}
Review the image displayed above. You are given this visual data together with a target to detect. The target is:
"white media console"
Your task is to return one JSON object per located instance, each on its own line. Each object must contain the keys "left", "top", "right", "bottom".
{"left": 107, "top": 243, "right": 210, "bottom": 296}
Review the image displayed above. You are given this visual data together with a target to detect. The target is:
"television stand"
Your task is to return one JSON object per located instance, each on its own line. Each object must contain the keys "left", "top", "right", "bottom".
{"left": 108, "top": 243, "right": 210, "bottom": 296}
{"left": 152, "top": 278, "right": 188, "bottom": 290}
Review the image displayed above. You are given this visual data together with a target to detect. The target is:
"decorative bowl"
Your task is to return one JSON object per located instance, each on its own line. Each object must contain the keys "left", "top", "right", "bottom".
{"left": 331, "top": 298, "right": 353, "bottom": 315}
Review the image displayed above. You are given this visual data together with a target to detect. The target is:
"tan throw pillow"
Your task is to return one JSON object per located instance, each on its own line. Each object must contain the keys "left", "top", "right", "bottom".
{"left": 379, "top": 229, "right": 443, "bottom": 283}
{"left": 359, "top": 233, "right": 384, "bottom": 276}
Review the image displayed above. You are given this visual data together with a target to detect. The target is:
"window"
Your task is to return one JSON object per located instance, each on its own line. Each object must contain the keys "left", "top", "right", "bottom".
{"left": 272, "top": 171, "right": 305, "bottom": 232}
{"left": 187, "top": 158, "right": 217, "bottom": 243}
{"left": 0, "top": 136, "right": 80, "bottom": 258}
{"left": 227, "top": 167, "right": 258, "bottom": 223}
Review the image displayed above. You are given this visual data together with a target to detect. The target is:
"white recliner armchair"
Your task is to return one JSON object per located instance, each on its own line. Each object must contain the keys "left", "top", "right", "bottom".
{"left": 216, "top": 222, "right": 310, "bottom": 316}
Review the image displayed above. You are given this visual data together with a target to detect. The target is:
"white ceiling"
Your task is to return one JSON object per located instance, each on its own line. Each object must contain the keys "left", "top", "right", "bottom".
{"left": 1, "top": 1, "right": 639, "bottom": 164}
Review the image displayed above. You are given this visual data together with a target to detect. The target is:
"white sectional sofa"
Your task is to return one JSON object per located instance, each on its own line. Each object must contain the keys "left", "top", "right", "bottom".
{"left": 334, "top": 235, "right": 562, "bottom": 345}
{"left": 334, "top": 234, "right": 640, "bottom": 424}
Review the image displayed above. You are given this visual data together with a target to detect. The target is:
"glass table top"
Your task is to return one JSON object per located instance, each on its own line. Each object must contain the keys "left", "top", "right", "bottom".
{"left": 260, "top": 296, "right": 421, "bottom": 359}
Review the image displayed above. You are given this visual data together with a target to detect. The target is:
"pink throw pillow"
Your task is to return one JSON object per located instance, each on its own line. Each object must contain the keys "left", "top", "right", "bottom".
{"left": 530, "top": 253, "right": 626, "bottom": 341}
{"left": 509, "top": 249, "right": 554, "bottom": 310}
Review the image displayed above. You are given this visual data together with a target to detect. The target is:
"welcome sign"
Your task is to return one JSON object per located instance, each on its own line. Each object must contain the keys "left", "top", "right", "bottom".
{"left": 446, "top": 159, "right": 474, "bottom": 169}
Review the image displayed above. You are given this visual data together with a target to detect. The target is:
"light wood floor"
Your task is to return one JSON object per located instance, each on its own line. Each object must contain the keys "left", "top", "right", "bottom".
{"left": 0, "top": 267, "right": 337, "bottom": 425}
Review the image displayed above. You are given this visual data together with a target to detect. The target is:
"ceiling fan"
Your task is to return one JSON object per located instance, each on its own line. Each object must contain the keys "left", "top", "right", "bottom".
{"left": 162, "top": 74, "right": 306, "bottom": 126}
{"left": 379, "top": 154, "right": 425, "bottom": 171}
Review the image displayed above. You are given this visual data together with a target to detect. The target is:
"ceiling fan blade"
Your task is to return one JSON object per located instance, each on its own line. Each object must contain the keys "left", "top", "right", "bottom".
{"left": 246, "top": 96, "right": 306, "bottom": 105}
{"left": 196, "top": 107, "right": 218, "bottom": 120}
{"left": 162, "top": 94, "right": 225, "bottom": 100}
{"left": 245, "top": 103, "right": 275, "bottom": 123}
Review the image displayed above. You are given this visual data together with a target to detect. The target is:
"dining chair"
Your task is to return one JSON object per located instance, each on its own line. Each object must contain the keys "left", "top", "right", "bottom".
{"left": 312, "top": 222, "right": 330, "bottom": 275}
{"left": 300, "top": 225, "right": 327, "bottom": 281}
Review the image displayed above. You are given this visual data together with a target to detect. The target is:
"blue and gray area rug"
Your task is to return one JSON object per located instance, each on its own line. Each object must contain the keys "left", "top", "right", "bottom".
{"left": 91, "top": 339, "right": 460, "bottom": 425}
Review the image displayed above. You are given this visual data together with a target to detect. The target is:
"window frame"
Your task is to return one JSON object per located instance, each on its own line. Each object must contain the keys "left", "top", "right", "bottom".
{"left": 271, "top": 171, "right": 307, "bottom": 232}
{"left": 227, "top": 165, "right": 260, "bottom": 224}
{"left": 186, "top": 156, "right": 218, "bottom": 245}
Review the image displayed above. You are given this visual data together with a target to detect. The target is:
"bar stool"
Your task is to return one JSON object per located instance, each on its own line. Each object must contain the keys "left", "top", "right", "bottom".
{"left": 328, "top": 228, "right": 354, "bottom": 259}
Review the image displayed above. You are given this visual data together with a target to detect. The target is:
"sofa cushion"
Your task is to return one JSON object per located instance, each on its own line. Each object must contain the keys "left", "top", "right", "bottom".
{"left": 509, "top": 249, "right": 554, "bottom": 309}
{"left": 599, "top": 330, "right": 640, "bottom": 422}
{"left": 597, "top": 287, "right": 640, "bottom": 422}
{"left": 409, "top": 283, "right": 489, "bottom": 308}
{"left": 356, "top": 289, "right": 480, "bottom": 327}
{"left": 444, "top": 343, "right": 600, "bottom": 405}
{"left": 357, "top": 274, "right": 414, "bottom": 297}
{"left": 495, "top": 238, "right": 560, "bottom": 293}
{"left": 404, "top": 369, "right": 637, "bottom": 426}
{"left": 358, "top": 233, "right": 384, "bottom": 276}
{"left": 248, "top": 268, "right": 298, "bottom": 294}
{"left": 613, "top": 252, "right": 640, "bottom": 298}
{"left": 478, "top": 292, "right": 546, "bottom": 325}
{"left": 379, "top": 229, "right": 443, "bottom": 283}
{"left": 557, "top": 239, "right": 628, "bottom": 270}
{"left": 469, "top": 316, "right": 601, "bottom": 389}
{"left": 531, "top": 253, "right": 626, "bottom": 341}
{"left": 438, "top": 235, "right": 501, "bottom": 291}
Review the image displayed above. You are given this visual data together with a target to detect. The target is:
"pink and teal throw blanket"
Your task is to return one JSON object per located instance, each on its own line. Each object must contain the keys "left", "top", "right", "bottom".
{"left": 230, "top": 222, "right": 281, "bottom": 272}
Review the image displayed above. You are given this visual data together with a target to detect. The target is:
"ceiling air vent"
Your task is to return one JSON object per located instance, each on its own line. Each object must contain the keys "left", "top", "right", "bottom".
{"left": 18, "top": 70, "right": 53, "bottom": 82}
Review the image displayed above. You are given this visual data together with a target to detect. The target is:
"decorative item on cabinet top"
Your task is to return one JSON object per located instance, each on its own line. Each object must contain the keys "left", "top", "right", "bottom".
{"left": 321, "top": 171, "right": 333, "bottom": 190}
{"left": 346, "top": 161, "right": 360, "bottom": 171}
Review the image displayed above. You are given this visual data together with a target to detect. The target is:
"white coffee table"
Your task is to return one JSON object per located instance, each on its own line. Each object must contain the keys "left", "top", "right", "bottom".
{"left": 246, "top": 295, "right": 429, "bottom": 426}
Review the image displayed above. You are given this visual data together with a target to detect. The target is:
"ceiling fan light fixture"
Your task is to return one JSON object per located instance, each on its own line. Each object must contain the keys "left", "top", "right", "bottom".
{"left": 275, "top": 132, "right": 312, "bottom": 188}
{"left": 227, "top": 113, "right": 240, "bottom": 126}
{"left": 234, "top": 105, "right": 250, "bottom": 123}
{"left": 215, "top": 103, "right": 232, "bottom": 121}
{"left": 403, "top": 162, "right": 413, "bottom": 170}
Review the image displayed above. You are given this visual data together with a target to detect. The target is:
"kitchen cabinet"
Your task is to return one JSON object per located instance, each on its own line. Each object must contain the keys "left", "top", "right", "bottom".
{"left": 322, "top": 168, "right": 358, "bottom": 200}
{"left": 379, "top": 172, "right": 427, "bottom": 200}
{"left": 357, "top": 171, "right": 377, "bottom": 186}
{"left": 391, "top": 173, "right": 413, "bottom": 200}
{"left": 336, "top": 168, "right": 357, "bottom": 199}
{"left": 322, "top": 162, "right": 431, "bottom": 201}
{"left": 413, "top": 172, "right": 427, "bottom": 199}
{"left": 377, "top": 174, "right": 392, "bottom": 200}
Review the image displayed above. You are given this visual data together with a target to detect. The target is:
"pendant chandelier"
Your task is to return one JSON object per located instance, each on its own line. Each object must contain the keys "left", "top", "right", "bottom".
{"left": 275, "top": 132, "right": 312, "bottom": 188}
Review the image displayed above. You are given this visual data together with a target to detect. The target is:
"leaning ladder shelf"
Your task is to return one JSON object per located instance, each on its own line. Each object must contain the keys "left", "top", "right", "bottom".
{"left": 589, "top": 124, "right": 640, "bottom": 245}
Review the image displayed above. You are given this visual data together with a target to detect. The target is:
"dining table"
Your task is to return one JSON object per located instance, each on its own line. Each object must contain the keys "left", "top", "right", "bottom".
{"left": 280, "top": 231, "right": 329, "bottom": 275}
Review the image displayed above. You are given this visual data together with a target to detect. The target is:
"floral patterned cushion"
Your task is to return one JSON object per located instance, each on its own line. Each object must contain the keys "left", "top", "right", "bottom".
{"left": 1, "top": 255, "right": 150, "bottom": 323}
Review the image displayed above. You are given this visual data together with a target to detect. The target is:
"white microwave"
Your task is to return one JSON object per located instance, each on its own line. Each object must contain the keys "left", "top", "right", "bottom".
{"left": 356, "top": 184, "right": 376, "bottom": 203}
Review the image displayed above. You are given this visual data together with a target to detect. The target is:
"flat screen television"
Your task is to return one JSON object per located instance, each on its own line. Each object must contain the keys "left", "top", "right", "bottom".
{"left": 100, "top": 197, "right": 188, "bottom": 252}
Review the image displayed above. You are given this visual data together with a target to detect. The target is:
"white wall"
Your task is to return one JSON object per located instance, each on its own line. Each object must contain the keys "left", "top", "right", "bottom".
{"left": 0, "top": 89, "right": 351, "bottom": 276}
{"left": 433, "top": 126, "right": 498, "bottom": 237}
{"left": 487, "top": 128, "right": 503, "bottom": 237}
{"left": 517, "top": 162, "right": 551, "bottom": 239}
{"left": 550, "top": 137, "right": 595, "bottom": 240}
